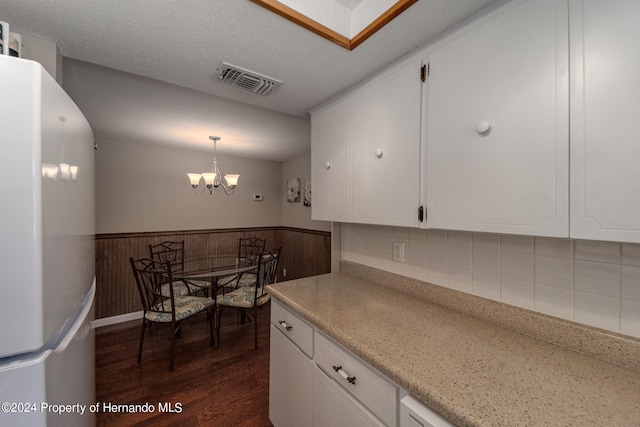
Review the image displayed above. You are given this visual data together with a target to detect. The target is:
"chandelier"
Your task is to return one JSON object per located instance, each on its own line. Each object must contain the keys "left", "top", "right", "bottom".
{"left": 187, "top": 136, "right": 239, "bottom": 195}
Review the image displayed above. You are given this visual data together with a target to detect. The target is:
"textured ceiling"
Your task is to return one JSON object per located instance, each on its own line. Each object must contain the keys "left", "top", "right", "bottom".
{"left": 0, "top": 0, "right": 500, "bottom": 160}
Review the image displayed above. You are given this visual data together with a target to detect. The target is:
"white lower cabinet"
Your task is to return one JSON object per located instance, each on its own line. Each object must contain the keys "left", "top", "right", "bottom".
{"left": 270, "top": 300, "right": 449, "bottom": 427}
{"left": 269, "top": 302, "right": 314, "bottom": 427}
{"left": 313, "top": 365, "right": 385, "bottom": 427}
{"left": 400, "top": 394, "right": 454, "bottom": 427}
{"left": 314, "top": 332, "right": 397, "bottom": 426}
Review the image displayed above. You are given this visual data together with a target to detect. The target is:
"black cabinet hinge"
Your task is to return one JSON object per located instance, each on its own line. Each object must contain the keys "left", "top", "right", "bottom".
{"left": 418, "top": 205, "right": 425, "bottom": 222}
{"left": 420, "top": 64, "right": 426, "bottom": 82}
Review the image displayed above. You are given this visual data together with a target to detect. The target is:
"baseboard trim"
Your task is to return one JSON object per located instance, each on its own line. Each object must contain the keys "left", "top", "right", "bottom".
{"left": 91, "top": 311, "right": 143, "bottom": 329}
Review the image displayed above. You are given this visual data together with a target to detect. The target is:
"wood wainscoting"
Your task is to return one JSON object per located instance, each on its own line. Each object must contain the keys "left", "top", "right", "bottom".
{"left": 95, "top": 226, "right": 331, "bottom": 320}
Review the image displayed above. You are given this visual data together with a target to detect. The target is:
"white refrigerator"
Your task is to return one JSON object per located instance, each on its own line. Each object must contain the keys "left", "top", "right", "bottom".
{"left": 0, "top": 55, "right": 96, "bottom": 426}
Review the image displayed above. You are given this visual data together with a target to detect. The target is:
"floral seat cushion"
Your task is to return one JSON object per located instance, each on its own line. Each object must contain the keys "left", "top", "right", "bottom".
{"left": 236, "top": 273, "right": 257, "bottom": 288}
{"left": 145, "top": 295, "right": 215, "bottom": 323}
{"left": 160, "top": 279, "right": 211, "bottom": 297}
{"left": 217, "top": 286, "right": 270, "bottom": 308}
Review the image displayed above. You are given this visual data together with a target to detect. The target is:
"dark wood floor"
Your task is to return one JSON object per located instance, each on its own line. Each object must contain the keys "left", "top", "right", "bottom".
{"left": 95, "top": 305, "right": 273, "bottom": 427}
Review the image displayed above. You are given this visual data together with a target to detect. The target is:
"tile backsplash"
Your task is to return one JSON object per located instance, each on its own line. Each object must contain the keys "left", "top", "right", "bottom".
{"left": 341, "top": 224, "right": 640, "bottom": 339}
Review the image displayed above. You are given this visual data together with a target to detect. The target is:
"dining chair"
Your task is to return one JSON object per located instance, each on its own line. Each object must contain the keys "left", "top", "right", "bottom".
{"left": 149, "top": 240, "right": 211, "bottom": 297}
{"left": 218, "top": 237, "right": 267, "bottom": 292}
{"left": 216, "top": 247, "right": 281, "bottom": 350}
{"left": 130, "top": 257, "right": 215, "bottom": 371}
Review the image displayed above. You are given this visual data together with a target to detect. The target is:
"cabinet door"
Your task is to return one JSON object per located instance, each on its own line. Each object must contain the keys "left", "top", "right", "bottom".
{"left": 311, "top": 97, "right": 352, "bottom": 222}
{"left": 269, "top": 325, "right": 313, "bottom": 427}
{"left": 425, "top": 0, "right": 569, "bottom": 237}
{"left": 351, "top": 56, "right": 422, "bottom": 227}
{"left": 570, "top": 0, "right": 640, "bottom": 243}
{"left": 312, "top": 365, "right": 385, "bottom": 427}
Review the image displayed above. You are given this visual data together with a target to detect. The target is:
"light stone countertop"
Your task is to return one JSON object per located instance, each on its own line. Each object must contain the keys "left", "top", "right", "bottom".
{"left": 267, "top": 268, "right": 640, "bottom": 427}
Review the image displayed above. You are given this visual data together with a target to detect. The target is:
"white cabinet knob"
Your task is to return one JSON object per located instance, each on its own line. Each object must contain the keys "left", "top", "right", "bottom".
{"left": 325, "top": 162, "right": 331, "bottom": 170}
{"left": 476, "top": 121, "right": 491, "bottom": 136}
{"left": 375, "top": 148, "right": 383, "bottom": 158}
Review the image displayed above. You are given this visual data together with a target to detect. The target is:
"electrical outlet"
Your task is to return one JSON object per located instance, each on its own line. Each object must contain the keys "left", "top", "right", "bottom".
{"left": 282, "top": 268, "right": 287, "bottom": 277}
{"left": 393, "top": 242, "right": 405, "bottom": 262}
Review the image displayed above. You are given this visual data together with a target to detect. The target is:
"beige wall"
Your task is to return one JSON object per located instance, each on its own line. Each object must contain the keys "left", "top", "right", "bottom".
{"left": 281, "top": 151, "right": 331, "bottom": 232}
{"left": 96, "top": 138, "right": 283, "bottom": 233}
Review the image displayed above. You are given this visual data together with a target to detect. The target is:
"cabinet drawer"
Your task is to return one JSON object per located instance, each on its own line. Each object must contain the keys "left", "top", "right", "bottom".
{"left": 315, "top": 331, "right": 397, "bottom": 426}
{"left": 271, "top": 300, "right": 314, "bottom": 358}
{"left": 400, "top": 394, "right": 453, "bottom": 427}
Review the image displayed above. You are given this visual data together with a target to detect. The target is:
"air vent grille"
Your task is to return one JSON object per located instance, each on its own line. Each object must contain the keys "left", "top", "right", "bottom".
{"left": 215, "top": 62, "right": 282, "bottom": 96}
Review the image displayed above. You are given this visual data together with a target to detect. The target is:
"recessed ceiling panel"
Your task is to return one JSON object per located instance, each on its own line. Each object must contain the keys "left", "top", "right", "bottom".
{"left": 251, "top": 0, "right": 418, "bottom": 50}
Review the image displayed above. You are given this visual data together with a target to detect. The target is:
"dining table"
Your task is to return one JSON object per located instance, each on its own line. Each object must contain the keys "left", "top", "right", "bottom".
{"left": 172, "top": 254, "right": 258, "bottom": 347}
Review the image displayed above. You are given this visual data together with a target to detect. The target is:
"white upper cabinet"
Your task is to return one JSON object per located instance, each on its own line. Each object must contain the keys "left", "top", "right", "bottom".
{"left": 423, "top": 0, "right": 569, "bottom": 237}
{"left": 311, "top": 97, "right": 352, "bottom": 222}
{"left": 351, "top": 56, "right": 422, "bottom": 227}
{"left": 311, "top": 55, "right": 423, "bottom": 226}
{"left": 569, "top": 0, "right": 640, "bottom": 243}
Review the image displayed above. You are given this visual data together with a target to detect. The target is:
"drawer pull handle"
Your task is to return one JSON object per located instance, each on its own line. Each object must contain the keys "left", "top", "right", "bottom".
{"left": 278, "top": 320, "right": 292, "bottom": 331}
{"left": 332, "top": 365, "right": 356, "bottom": 385}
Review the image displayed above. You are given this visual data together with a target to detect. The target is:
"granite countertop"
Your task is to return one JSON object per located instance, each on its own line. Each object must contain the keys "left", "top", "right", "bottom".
{"left": 267, "top": 269, "right": 640, "bottom": 427}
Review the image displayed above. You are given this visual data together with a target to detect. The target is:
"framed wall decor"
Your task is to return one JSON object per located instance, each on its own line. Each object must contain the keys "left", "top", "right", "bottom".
{"left": 287, "top": 178, "right": 301, "bottom": 202}
{"left": 304, "top": 181, "right": 311, "bottom": 206}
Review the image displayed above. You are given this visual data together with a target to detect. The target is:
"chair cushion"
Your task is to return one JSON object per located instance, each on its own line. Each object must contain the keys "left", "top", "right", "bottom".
{"left": 236, "top": 273, "right": 257, "bottom": 288}
{"left": 160, "top": 280, "right": 211, "bottom": 297}
{"left": 217, "top": 286, "right": 270, "bottom": 308}
{"left": 145, "top": 295, "right": 215, "bottom": 323}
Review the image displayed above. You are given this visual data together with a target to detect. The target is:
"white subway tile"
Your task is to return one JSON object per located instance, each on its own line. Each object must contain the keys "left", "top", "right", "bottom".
{"left": 535, "top": 237, "right": 574, "bottom": 258}
{"left": 378, "top": 225, "right": 394, "bottom": 236}
{"left": 427, "top": 241, "right": 447, "bottom": 265}
{"left": 427, "top": 229, "right": 447, "bottom": 244}
{"left": 427, "top": 262, "right": 447, "bottom": 286}
{"left": 448, "top": 244, "right": 472, "bottom": 269}
{"left": 379, "top": 235, "right": 394, "bottom": 260}
{"left": 535, "top": 255, "right": 573, "bottom": 289}
{"left": 622, "top": 265, "right": 640, "bottom": 303}
{"left": 574, "top": 260, "right": 620, "bottom": 298}
{"left": 621, "top": 300, "right": 640, "bottom": 338}
{"left": 574, "top": 292, "right": 620, "bottom": 332}
{"left": 501, "top": 235, "right": 534, "bottom": 253}
{"left": 501, "top": 251, "right": 534, "bottom": 281}
{"left": 409, "top": 228, "right": 428, "bottom": 241}
{"left": 393, "top": 226, "right": 409, "bottom": 240}
{"left": 473, "top": 232, "right": 500, "bottom": 249}
{"left": 473, "top": 247, "right": 500, "bottom": 275}
{"left": 473, "top": 272, "right": 501, "bottom": 301}
{"left": 366, "top": 233, "right": 379, "bottom": 258}
{"left": 502, "top": 277, "right": 534, "bottom": 309}
{"left": 534, "top": 283, "right": 574, "bottom": 320}
{"left": 405, "top": 263, "right": 428, "bottom": 281}
{"left": 448, "top": 231, "right": 472, "bottom": 246}
{"left": 378, "top": 258, "right": 395, "bottom": 274}
{"left": 408, "top": 238, "right": 427, "bottom": 263}
{"left": 622, "top": 243, "right": 640, "bottom": 267}
{"left": 355, "top": 230, "right": 367, "bottom": 249}
{"left": 448, "top": 266, "right": 472, "bottom": 293}
{"left": 575, "top": 240, "right": 620, "bottom": 264}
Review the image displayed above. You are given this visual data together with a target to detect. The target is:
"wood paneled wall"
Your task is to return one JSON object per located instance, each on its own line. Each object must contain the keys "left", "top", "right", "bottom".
{"left": 95, "top": 227, "right": 331, "bottom": 319}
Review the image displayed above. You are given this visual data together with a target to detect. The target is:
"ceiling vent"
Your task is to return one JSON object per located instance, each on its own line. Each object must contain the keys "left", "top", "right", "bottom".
{"left": 215, "top": 62, "right": 282, "bottom": 96}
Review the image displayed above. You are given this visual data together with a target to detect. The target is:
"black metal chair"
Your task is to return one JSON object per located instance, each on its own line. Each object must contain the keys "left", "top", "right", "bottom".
{"left": 218, "top": 237, "right": 267, "bottom": 292}
{"left": 149, "top": 240, "right": 212, "bottom": 297}
{"left": 130, "top": 257, "right": 215, "bottom": 371}
{"left": 216, "top": 247, "right": 281, "bottom": 350}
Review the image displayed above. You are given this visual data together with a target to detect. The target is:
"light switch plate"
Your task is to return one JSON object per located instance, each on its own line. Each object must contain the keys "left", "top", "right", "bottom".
{"left": 393, "top": 242, "right": 405, "bottom": 262}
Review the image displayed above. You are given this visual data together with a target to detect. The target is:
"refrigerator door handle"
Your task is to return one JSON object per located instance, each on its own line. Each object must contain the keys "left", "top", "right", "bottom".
{"left": 0, "top": 279, "right": 95, "bottom": 373}
{"left": 54, "top": 278, "right": 95, "bottom": 353}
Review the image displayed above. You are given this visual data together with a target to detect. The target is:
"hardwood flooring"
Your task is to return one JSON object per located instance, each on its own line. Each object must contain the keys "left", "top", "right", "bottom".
{"left": 95, "top": 305, "right": 273, "bottom": 427}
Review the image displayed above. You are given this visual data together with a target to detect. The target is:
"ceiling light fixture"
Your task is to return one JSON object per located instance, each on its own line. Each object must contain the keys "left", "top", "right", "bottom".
{"left": 187, "top": 136, "right": 239, "bottom": 195}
